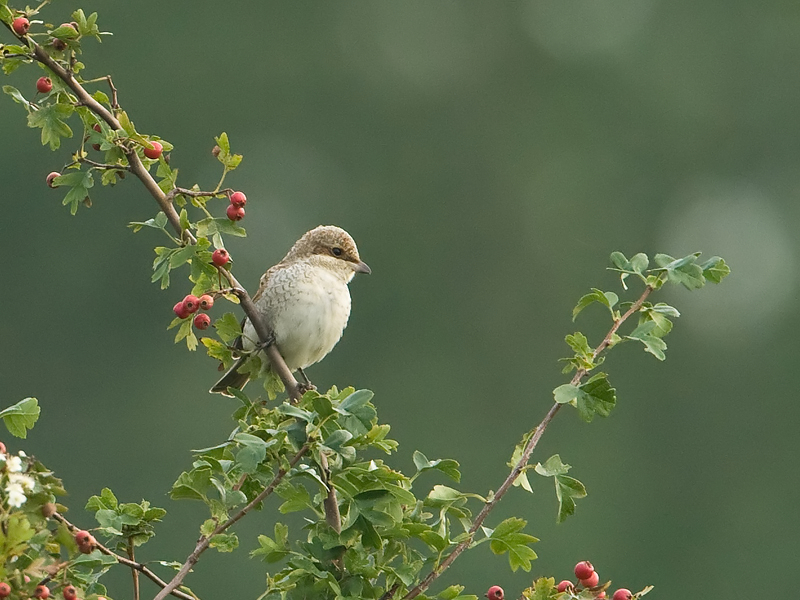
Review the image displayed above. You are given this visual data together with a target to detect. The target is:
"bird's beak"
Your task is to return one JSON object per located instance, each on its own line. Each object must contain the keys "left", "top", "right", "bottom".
{"left": 353, "top": 260, "right": 371, "bottom": 275}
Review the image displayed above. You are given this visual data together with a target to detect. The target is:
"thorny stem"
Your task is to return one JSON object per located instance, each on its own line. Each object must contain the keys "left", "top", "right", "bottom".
{"left": 400, "top": 283, "right": 657, "bottom": 600}
{"left": 17, "top": 35, "right": 301, "bottom": 401}
{"left": 152, "top": 444, "right": 310, "bottom": 600}
{"left": 50, "top": 512, "right": 195, "bottom": 600}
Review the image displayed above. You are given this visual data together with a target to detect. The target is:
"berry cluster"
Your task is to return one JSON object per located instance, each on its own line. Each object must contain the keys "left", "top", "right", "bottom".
{"left": 173, "top": 294, "right": 214, "bottom": 329}
{"left": 554, "top": 560, "right": 633, "bottom": 599}
{"left": 226, "top": 190, "right": 246, "bottom": 221}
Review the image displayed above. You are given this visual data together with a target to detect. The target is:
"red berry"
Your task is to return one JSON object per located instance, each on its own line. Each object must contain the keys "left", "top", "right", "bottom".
{"left": 62, "top": 585, "right": 77, "bottom": 600}
{"left": 46, "top": 172, "right": 61, "bottom": 188}
{"left": 78, "top": 534, "right": 96, "bottom": 553}
{"left": 182, "top": 295, "right": 200, "bottom": 313}
{"left": 193, "top": 313, "right": 211, "bottom": 330}
{"left": 52, "top": 38, "right": 67, "bottom": 51}
{"left": 484, "top": 586, "right": 503, "bottom": 600}
{"left": 143, "top": 141, "right": 163, "bottom": 160}
{"left": 230, "top": 191, "right": 247, "bottom": 208}
{"left": 35, "top": 585, "right": 51, "bottom": 599}
{"left": 74, "top": 530, "right": 91, "bottom": 546}
{"left": 574, "top": 561, "right": 595, "bottom": 581}
{"left": 612, "top": 590, "right": 632, "bottom": 600}
{"left": 211, "top": 248, "right": 230, "bottom": 266}
{"left": 556, "top": 581, "right": 574, "bottom": 593}
{"left": 198, "top": 294, "right": 214, "bottom": 311}
{"left": 226, "top": 204, "right": 245, "bottom": 221}
{"left": 173, "top": 301, "right": 190, "bottom": 319}
{"left": 580, "top": 572, "right": 600, "bottom": 588}
{"left": 596, "top": 592, "right": 606, "bottom": 599}
{"left": 36, "top": 77, "right": 52, "bottom": 93}
{"left": 0, "top": 582, "right": 10, "bottom": 598}
{"left": 12, "top": 17, "right": 30, "bottom": 36}
{"left": 59, "top": 22, "right": 77, "bottom": 32}
{"left": 0, "top": 442, "right": 5, "bottom": 453}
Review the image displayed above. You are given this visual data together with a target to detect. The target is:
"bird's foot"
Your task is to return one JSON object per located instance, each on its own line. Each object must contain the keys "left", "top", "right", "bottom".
{"left": 297, "top": 381, "right": 317, "bottom": 395}
{"left": 254, "top": 333, "right": 276, "bottom": 351}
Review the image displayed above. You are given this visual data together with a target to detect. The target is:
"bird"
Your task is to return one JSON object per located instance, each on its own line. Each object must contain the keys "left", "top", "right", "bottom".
{"left": 210, "top": 225, "right": 370, "bottom": 396}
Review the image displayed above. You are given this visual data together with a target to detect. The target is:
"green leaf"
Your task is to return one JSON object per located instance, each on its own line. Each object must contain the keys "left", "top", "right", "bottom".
{"left": 627, "top": 322, "right": 667, "bottom": 360}
{"left": 251, "top": 523, "right": 290, "bottom": 562}
{"left": 59, "top": 170, "right": 95, "bottom": 215}
{"left": 554, "top": 475, "right": 586, "bottom": 523}
{"left": 488, "top": 517, "right": 538, "bottom": 572}
{"left": 529, "top": 578, "right": 557, "bottom": 600}
{"left": 214, "top": 313, "right": 242, "bottom": 344}
{"left": 653, "top": 253, "right": 705, "bottom": 290}
{"left": 572, "top": 288, "right": 619, "bottom": 321}
{"left": 412, "top": 450, "right": 461, "bottom": 482}
{"left": 0, "top": 398, "right": 40, "bottom": 438}
{"left": 86, "top": 488, "right": 118, "bottom": 511}
{"left": 3, "top": 85, "right": 28, "bottom": 106}
{"left": 699, "top": 256, "right": 730, "bottom": 284}
{"left": 209, "top": 533, "right": 238, "bottom": 552}
{"left": 27, "top": 103, "right": 74, "bottom": 150}
{"left": 533, "top": 454, "right": 571, "bottom": 478}
{"left": 196, "top": 217, "right": 246, "bottom": 239}
{"left": 215, "top": 132, "right": 243, "bottom": 171}
{"left": 554, "top": 374, "right": 616, "bottom": 422}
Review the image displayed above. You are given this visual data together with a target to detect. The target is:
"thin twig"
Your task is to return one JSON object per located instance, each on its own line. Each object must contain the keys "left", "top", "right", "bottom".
{"left": 79, "top": 157, "right": 129, "bottom": 170}
{"left": 400, "top": 284, "right": 656, "bottom": 600}
{"left": 128, "top": 541, "right": 140, "bottom": 600}
{"left": 152, "top": 444, "right": 310, "bottom": 600}
{"left": 49, "top": 512, "right": 195, "bottom": 600}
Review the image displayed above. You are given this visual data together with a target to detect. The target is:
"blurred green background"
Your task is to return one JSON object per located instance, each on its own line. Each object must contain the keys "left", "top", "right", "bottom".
{"left": 2, "top": 1, "right": 797, "bottom": 598}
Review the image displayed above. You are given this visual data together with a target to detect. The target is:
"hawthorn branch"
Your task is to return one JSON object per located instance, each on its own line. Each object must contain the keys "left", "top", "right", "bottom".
{"left": 400, "top": 283, "right": 657, "bottom": 600}
{"left": 21, "top": 37, "right": 301, "bottom": 400}
{"left": 49, "top": 512, "right": 195, "bottom": 600}
{"left": 152, "top": 444, "right": 310, "bottom": 600}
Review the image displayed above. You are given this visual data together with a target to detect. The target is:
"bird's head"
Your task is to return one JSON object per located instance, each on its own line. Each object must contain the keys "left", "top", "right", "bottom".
{"left": 286, "top": 225, "right": 371, "bottom": 279}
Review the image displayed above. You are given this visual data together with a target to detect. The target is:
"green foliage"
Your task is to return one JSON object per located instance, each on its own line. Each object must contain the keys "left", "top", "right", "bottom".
{"left": 86, "top": 487, "right": 166, "bottom": 550}
{"left": 1, "top": 5, "right": 730, "bottom": 600}
{"left": 0, "top": 397, "right": 39, "bottom": 438}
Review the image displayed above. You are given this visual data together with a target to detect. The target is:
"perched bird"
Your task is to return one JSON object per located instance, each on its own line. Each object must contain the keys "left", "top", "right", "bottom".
{"left": 210, "top": 225, "right": 370, "bottom": 396}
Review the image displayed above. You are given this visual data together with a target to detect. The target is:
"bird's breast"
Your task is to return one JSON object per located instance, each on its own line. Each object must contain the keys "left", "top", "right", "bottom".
{"left": 244, "top": 262, "right": 353, "bottom": 371}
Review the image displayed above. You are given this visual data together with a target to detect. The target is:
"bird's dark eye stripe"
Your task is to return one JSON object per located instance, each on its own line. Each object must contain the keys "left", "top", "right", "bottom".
{"left": 332, "top": 247, "right": 343, "bottom": 256}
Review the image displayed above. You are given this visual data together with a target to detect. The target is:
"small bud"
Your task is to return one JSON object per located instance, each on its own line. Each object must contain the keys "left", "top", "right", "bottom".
{"left": 42, "top": 502, "right": 57, "bottom": 518}
{"left": 211, "top": 145, "right": 221, "bottom": 157}
{"left": 52, "top": 38, "right": 67, "bottom": 51}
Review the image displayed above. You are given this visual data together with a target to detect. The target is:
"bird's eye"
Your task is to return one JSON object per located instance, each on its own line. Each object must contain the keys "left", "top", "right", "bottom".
{"left": 331, "top": 247, "right": 343, "bottom": 257}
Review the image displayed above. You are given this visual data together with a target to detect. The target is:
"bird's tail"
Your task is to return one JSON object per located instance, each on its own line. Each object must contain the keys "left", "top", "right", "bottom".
{"left": 209, "top": 358, "right": 251, "bottom": 396}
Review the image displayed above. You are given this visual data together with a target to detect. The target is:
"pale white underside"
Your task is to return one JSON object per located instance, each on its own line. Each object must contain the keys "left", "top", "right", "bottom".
{"left": 241, "top": 257, "right": 354, "bottom": 372}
